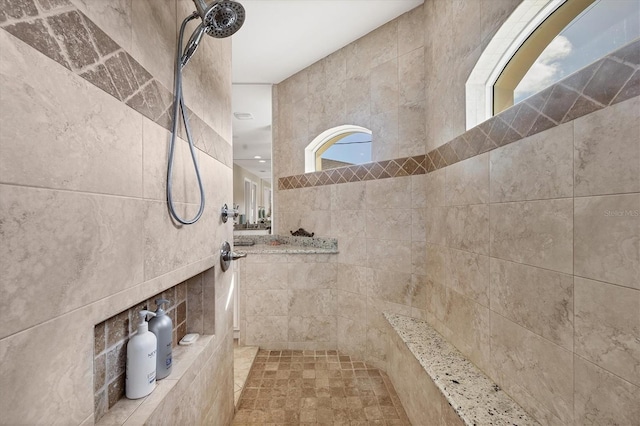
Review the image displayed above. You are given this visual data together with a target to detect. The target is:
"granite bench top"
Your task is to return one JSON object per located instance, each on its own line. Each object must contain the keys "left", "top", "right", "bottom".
{"left": 384, "top": 313, "right": 539, "bottom": 426}
{"left": 233, "top": 235, "right": 338, "bottom": 255}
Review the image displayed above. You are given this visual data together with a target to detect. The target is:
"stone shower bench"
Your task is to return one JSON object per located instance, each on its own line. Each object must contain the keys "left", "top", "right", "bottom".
{"left": 384, "top": 313, "right": 539, "bottom": 426}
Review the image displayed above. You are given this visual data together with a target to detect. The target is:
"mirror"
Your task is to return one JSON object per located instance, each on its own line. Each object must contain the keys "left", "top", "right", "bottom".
{"left": 232, "top": 84, "right": 272, "bottom": 234}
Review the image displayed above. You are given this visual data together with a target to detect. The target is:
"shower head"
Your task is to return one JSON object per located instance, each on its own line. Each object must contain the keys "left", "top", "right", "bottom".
{"left": 194, "top": 0, "right": 246, "bottom": 38}
{"left": 181, "top": 0, "right": 245, "bottom": 67}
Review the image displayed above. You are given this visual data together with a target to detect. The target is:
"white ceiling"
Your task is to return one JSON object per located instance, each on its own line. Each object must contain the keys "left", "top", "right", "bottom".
{"left": 230, "top": 0, "right": 424, "bottom": 181}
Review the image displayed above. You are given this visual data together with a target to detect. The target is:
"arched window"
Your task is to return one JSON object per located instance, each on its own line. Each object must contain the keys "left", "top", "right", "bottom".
{"left": 466, "top": 0, "right": 640, "bottom": 128}
{"left": 304, "top": 125, "right": 372, "bottom": 173}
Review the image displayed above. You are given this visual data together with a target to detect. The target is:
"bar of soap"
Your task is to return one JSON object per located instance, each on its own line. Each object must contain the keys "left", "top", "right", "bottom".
{"left": 179, "top": 333, "right": 200, "bottom": 346}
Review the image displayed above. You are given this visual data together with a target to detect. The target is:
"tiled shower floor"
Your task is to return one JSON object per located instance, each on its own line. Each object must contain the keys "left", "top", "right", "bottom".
{"left": 232, "top": 349, "right": 411, "bottom": 425}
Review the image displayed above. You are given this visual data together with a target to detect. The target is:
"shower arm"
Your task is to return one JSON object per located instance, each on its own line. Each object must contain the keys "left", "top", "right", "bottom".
{"left": 193, "top": 0, "right": 212, "bottom": 19}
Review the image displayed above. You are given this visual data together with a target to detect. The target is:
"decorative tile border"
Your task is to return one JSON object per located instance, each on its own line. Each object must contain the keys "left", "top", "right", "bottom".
{"left": 0, "top": 0, "right": 232, "bottom": 167}
{"left": 279, "top": 39, "right": 640, "bottom": 190}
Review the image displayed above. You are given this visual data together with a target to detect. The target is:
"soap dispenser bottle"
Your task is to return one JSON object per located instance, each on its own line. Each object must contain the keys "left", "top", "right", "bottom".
{"left": 126, "top": 310, "right": 157, "bottom": 399}
{"left": 148, "top": 299, "right": 173, "bottom": 380}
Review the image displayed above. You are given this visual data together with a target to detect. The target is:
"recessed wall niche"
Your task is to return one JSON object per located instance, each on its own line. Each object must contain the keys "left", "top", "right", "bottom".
{"left": 93, "top": 268, "right": 214, "bottom": 422}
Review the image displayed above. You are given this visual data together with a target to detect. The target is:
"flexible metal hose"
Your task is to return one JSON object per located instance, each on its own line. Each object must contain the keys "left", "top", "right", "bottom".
{"left": 167, "top": 12, "right": 205, "bottom": 225}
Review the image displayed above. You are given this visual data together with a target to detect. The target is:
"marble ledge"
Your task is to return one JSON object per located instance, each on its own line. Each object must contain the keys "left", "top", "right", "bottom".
{"left": 384, "top": 313, "right": 539, "bottom": 426}
{"left": 234, "top": 235, "right": 338, "bottom": 255}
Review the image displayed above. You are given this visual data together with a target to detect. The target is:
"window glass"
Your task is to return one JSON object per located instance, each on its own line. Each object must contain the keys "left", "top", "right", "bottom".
{"left": 514, "top": 0, "right": 640, "bottom": 103}
{"left": 318, "top": 132, "right": 372, "bottom": 170}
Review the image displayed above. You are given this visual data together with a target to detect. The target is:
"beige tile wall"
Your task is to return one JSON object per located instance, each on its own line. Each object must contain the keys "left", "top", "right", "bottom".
{"left": 239, "top": 253, "right": 339, "bottom": 351}
{"left": 271, "top": 2, "right": 637, "bottom": 423}
{"left": 0, "top": 0, "right": 235, "bottom": 423}
{"left": 271, "top": 96, "right": 640, "bottom": 425}
{"left": 272, "top": 0, "right": 521, "bottom": 179}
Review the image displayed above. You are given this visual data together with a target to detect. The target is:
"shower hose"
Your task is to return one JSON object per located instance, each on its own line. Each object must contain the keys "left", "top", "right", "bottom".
{"left": 167, "top": 12, "right": 205, "bottom": 225}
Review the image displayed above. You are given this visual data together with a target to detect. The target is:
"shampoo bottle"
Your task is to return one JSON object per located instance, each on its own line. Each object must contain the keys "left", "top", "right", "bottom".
{"left": 148, "top": 299, "right": 173, "bottom": 380}
{"left": 126, "top": 310, "right": 157, "bottom": 399}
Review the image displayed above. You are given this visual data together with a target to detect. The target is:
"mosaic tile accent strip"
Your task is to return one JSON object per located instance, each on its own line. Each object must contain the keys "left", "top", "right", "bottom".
{"left": 232, "top": 349, "right": 411, "bottom": 425}
{"left": 0, "top": 0, "right": 232, "bottom": 167}
{"left": 279, "top": 39, "right": 640, "bottom": 190}
{"left": 93, "top": 280, "right": 189, "bottom": 423}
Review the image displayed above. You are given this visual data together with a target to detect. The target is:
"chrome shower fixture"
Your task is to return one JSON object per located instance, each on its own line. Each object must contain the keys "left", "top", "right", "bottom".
{"left": 166, "top": 0, "right": 245, "bottom": 225}
{"left": 182, "top": 0, "right": 246, "bottom": 66}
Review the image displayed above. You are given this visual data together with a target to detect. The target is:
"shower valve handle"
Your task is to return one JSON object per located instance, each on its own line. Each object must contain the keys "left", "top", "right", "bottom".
{"left": 220, "top": 241, "right": 247, "bottom": 272}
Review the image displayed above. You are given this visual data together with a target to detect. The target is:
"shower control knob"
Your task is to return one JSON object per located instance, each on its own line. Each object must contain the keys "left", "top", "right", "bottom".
{"left": 220, "top": 204, "right": 239, "bottom": 223}
{"left": 220, "top": 241, "right": 247, "bottom": 271}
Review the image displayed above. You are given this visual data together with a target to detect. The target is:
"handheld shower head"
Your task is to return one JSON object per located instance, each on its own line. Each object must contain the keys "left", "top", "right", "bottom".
{"left": 181, "top": 0, "right": 245, "bottom": 67}
{"left": 194, "top": 0, "right": 246, "bottom": 38}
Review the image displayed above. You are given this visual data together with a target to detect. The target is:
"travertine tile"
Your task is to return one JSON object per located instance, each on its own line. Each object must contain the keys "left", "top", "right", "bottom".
{"left": 411, "top": 208, "right": 427, "bottom": 242}
{"left": 369, "top": 269, "right": 414, "bottom": 307}
{"left": 574, "top": 355, "right": 640, "bottom": 426}
{"left": 411, "top": 174, "right": 427, "bottom": 209}
{"left": 0, "top": 29, "right": 143, "bottom": 197}
{"left": 289, "top": 316, "right": 336, "bottom": 343}
{"left": 336, "top": 264, "right": 370, "bottom": 295}
{"left": 245, "top": 316, "right": 288, "bottom": 344}
{"left": 490, "top": 199, "right": 573, "bottom": 274}
{"left": 371, "top": 111, "right": 399, "bottom": 161}
{"left": 399, "top": 48, "right": 425, "bottom": 106}
{"left": 245, "top": 290, "right": 288, "bottom": 317}
{"left": 337, "top": 290, "right": 367, "bottom": 321}
{"left": 288, "top": 289, "right": 335, "bottom": 317}
{"left": 331, "top": 209, "right": 365, "bottom": 239}
{"left": 425, "top": 206, "right": 448, "bottom": 246}
{"left": 365, "top": 176, "right": 412, "bottom": 210}
{"left": 445, "top": 153, "right": 489, "bottom": 206}
{"left": 574, "top": 277, "right": 640, "bottom": 386}
{"left": 287, "top": 262, "right": 337, "bottom": 290}
{"left": 367, "top": 239, "right": 412, "bottom": 273}
{"left": 243, "top": 262, "right": 288, "bottom": 290}
{"left": 490, "top": 313, "right": 573, "bottom": 424}
{"left": 425, "top": 243, "right": 447, "bottom": 286}
{"left": 442, "top": 289, "right": 491, "bottom": 372}
{"left": 574, "top": 96, "right": 640, "bottom": 196}
{"left": 336, "top": 236, "right": 368, "bottom": 267}
{"left": 445, "top": 204, "right": 490, "bottom": 255}
{"left": 412, "top": 241, "right": 427, "bottom": 275}
{"left": 425, "top": 168, "right": 446, "bottom": 207}
{"left": 331, "top": 181, "right": 366, "bottom": 210}
{"left": 366, "top": 208, "right": 412, "bottom": 241}
{"left": 143, "top": 200, "right": 213, "bottom": 280}
{"left": 490, "top": 123, "right": 573, "bottom": 202}
{"left": 574, "top": 194, "right": 640, "bottom": 289}
{"left": 0, "top": 308, "right": 93, "bottom": 425}
{"left": 371, "top": 59, "right": 398, "bottom": 116}
{"left": 234, "top": 350, "right": 409, "bottom": 425}
{"left": 398, "top": 101, "right": 427, "bottom": 158}
{"left": 0, "top": 185, "right": 144, "bottom": 339}
{"left": 446, "top": 249, "right": 489, "bottom": 307}
{"left": 397, "top": 5, "right": 424, "bottom": 56}
{"left": 490, "top": 258, "right": 573, "bottom": 350}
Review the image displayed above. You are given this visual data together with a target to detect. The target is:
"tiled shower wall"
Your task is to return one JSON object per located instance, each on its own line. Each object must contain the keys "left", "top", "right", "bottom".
{"left": 0, "top": 0, "right": 235, "bottom": 424}
{"left": 271, "top": 1, "right": 639, "bottom": 425}
{"left": 274, "top": 97, "right": 640, "bottom": 426}
{"left": 272, "top": 0, "right": 522, "bottom": 181}
{"left": 238, "top": 253, "right": 339, "bottom": 350}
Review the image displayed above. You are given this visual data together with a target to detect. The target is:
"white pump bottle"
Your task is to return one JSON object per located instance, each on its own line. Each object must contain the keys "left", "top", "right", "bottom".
{"left": 126, "top": 310, "right": 157, "bottom": 399}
